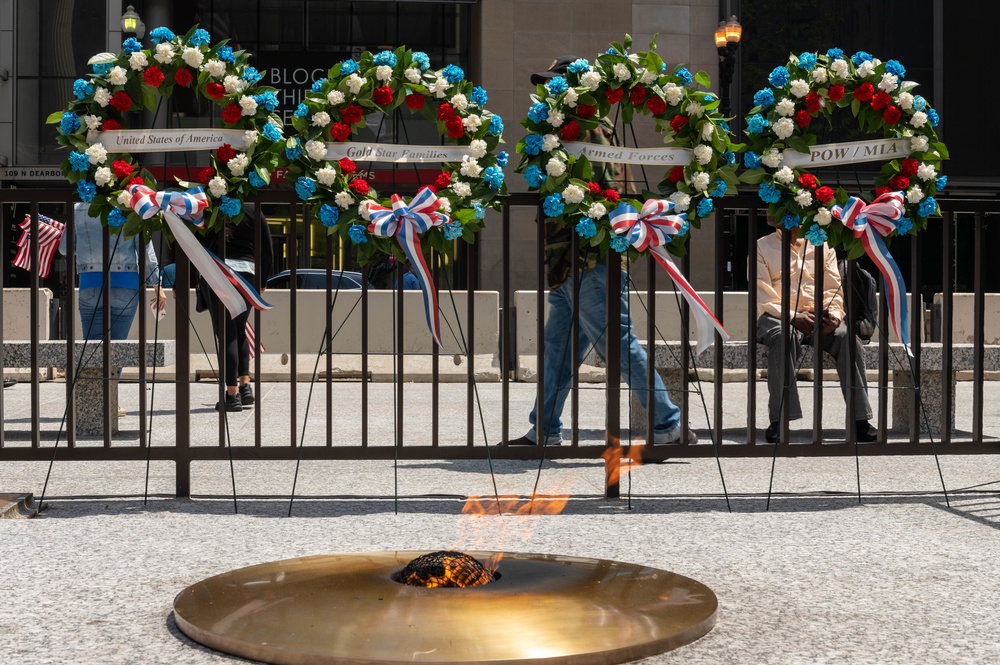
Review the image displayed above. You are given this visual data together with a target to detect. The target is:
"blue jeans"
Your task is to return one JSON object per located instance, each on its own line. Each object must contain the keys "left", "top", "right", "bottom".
{"left": 78, "top": 287, "right": 140, "bottom": 340}
{"left": 529, "top": 264, "right": 680, "bottom": 438}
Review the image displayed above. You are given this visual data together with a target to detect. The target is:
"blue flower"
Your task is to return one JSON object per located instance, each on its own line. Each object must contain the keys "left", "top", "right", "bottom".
{"left": 723, "top": 151, "right": 736, "bottom": 165}
{"left": 935, "top": 175, "right": 947, "bottom": 191}
{"left": 442, "top": 64, "right": 465, "bottom": 83}
{"left": 92, "top": 62, "right": 112, "bottom": 76}
{"left": 826, "top": 47, "right": 844, "bottom": 60}
{"left": 294, "top": 103, "right": 309, "bottom": 118}
{"left": 254, "top": 91, "right": 279, "bottom": 111}
{"left": 242, "top": 66, "right": 262, "bottom": 83}
{"left": 217, "top": 46, "right": 235, "bottom": 63}
{"left": 262, "top": 123, "right": 282, "bottom": 142}
{"left": 294, "top": 176, "right": 316, "bottom": 200}
{"left": 311, "top": 78, "right": 327, "bottom": 93}
{"left": 523, "top": 133, "right": 544, "bottom": 156}
{"left": 411, "top": 51, "right": 430, "bottom": 71}
{"left": 568, "top": 58, "right": 590, "bottom": 73}
{"left": 470, "top": 86, "right": 488, "bottom": 106}
{"left": 851, "top": 51, "right": 873, "bottom": 66}
{"left": 575, "top": 217, "right": 597, "bottom": 239}
{"left": 676, "top": 67, "right": 694, "bottom": 86}
{"left": 918, "top": 196, "right": 937, "bottom": 217}
{"left": 319, "top": 204, "right": 340, "bottom": 227}
{"left": 768, "top": 66, "right": 790, "bottom": 87}
{"left": 697, "top": 197, "right": 714, "bottom": 217}
{"left": 77, "top": 181, "right": 96, "bottom": 202}
{"left": 248, "top": 171, "right": 266, "bottom": 188}
{"left": 220, "top": 196, "right": 242, "bottom": 217}
{"left": 488, "top": 114, "right": 504, "bottom": 136}
{"left": 753, "top": 88, "right": 775, "bottom": 109}
{"left": 798, "top": 52, "right": 817, "bottom": 71}
{"left": 747, "top": 113, "right": 769, "bottom": 135}
{"left": 348, "top": 224, "right": 368, "bottom": 244}
{"left": 474, "top": 203, "right": 486, "bottom": 220}
{"left": 60, "top": 112, "right": 81, "bottom": 135}
{"left": 443, "top": 221, "right": 464, "bottom": 240}
{"left": 804, "top": 224, "right": 827, "bottom": 246}
{"left": 782, "top": 213, "right": 800, "bottom": 230}
{"left": 73, "top": 79, "right": 94, "bottom": 100}
{"left": 546, "top": 76, "right": 568, "bottom": 94}
{"left": 189, "top": 29, "right": 211, "bottom": 47}
{"left": 913, "top": 96, "right": 927, "bottom": 112}
{"left": 107, "top": 209, "right": 127, "bottom": 228}
{"left": 610, "top": 235, "right": 631, "bottom": 253}
{"left": 744, "top": 151, "right": 762, "bottom": 169}
{"left": 606, "top": 47, "right": 622, "bottom": 55}
{"left": 896, "top": 217, "right": 913, "bottom": 235}
{"left": 542, "top": 194, "right": 564, "bottom": 218}
{"left": 679, "top": 220, "right": 690, "bottom": 236}
{"left": 284, "top": 139, "right": 302, "bottom": 161}
{"left": 524, "top": 165, "right": 544, "bottom": 188}
{"left": 884, "top": 59, "right": 906, "bottom": 77}
{"left": 710, "top": 180, "right": 727, "bottom": 198}
{"left": 149, "top": 27, "right": 175, "bottom": 44}
{"left": 483, "top": 166, "right": 504, "bottom": 190}
{"left": 927, "top": 108, "right": 940, "bottom": 127}
{"left": 496, "top": 151, "right": 509, "bottom": 168}
{"left": 122, "top": 37, "right": 142, "bottom": 55}
{"left": 69, "top": 151, "right": 90, "bottom": 172}
{"left": 340, "top": 59, "right": 358, "bottom": 76}
{"left": 373, "top": 50, "right": 397, "bottom": 67}
{"left": 527, "top": 102, "right": 549, "bottom": 124}
{"left": 719, "top": 120, "right": 730, "bottom": 132}
{"left": 758, "top": 182, "right": 781, "bottom": 204}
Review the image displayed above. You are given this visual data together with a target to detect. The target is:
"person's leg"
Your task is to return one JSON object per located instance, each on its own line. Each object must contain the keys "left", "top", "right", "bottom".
{"left": 757, "top": 314, "right": 803, "bottom": 423}
{"left": 77, "top": 287, "right": 102, "bottom": 340}
{"left": 107, "top": 287, "right": 139, "bottom": 340}
{"left": 526, "top": 279, "right": 576, "bottom": 442}
{"left": 822, "top": 322, "right": 874, "bottom": 421}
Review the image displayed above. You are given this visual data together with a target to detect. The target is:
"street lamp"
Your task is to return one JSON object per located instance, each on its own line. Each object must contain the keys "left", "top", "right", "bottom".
{"left": 121, "top": 5, "right": 145, "bottom": 39}
{"left": 715, "top": 15, "right": 742, "bottom": 118}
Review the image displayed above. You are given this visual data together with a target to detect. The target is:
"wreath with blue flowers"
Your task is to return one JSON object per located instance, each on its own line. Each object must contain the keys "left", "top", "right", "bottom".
{"left": 284, "top": 47, "right": 508, "bottom": 265}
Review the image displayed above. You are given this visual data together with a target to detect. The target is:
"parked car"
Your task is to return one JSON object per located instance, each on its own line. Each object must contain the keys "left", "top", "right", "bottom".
{"left": 266, "top": 269, "right": 365, "bottom": 290}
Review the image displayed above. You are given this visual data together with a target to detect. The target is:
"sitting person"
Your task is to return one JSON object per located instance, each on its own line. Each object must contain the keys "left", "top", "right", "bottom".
{"left": 756, "top": 217, "right": 875, "bottom": 443}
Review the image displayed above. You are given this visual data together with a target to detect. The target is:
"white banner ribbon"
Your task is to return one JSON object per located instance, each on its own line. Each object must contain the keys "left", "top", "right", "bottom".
{"left": 323, "top": 142, "right": 473, "bottom": 163}
{"left": 781, "top": 138, "right": 911, "bottom": 169}
{"left": 562, "top": 142, "right": 693, "bottom": 165}
{"left": 87, "top": 128, "right": 252, "bottom": 152}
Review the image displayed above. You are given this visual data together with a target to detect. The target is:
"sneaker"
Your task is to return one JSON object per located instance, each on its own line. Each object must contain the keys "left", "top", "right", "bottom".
{"left": 239, "top": 383, "right": 255, "bottom": 406}
{"left": 216, "top": 392, "right": 243, "bottom": 412}
{"left": 117, "top": 406, "right": 126, "bottom": 418}
{"left": 855, "top": 420, "right": 877, "bottom": 443}
{"left": 3, "top": 379, "right": 15, "bottom": 389}
{"left": 653, "top": 426, "right": 698, "bottom": 445}
{"left": 764, "top": 421, "right": 780, "bottom": 444}
{"left": 506, "top": 433, "right": 562, "bottom": 447}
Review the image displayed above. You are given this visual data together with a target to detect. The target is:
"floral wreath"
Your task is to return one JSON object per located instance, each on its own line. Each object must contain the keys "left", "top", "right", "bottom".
{"left": 52, "top": 26, "right": 286, "bottom": 235}
{"left": 284, "top": 47, "right": 508, "bottom": 265}
{"left": 741, "top": 48, "right": 948, "bottom": 254}
{"left": 514, "top": 35, "right": 741, "bottom": 259}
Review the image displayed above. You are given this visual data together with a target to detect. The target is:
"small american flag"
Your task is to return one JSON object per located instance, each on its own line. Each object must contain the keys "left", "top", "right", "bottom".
{"left": 13, "top": 214, "right": 65, "bottom": 278}
{"left": 246, "top": 321, "right": 265, "bottom": 359}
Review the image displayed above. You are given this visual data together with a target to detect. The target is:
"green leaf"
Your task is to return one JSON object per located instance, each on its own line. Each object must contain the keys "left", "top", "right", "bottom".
{"left": 46, "top": 110, "right": 65, "bottom": 125}
{"left": 835, "top": 187, "right": 850, "bottom": 206}
{"left": 739, "top": 168, "right": 768, "bottom": 185}
{"left": 851, "top": 99, "right": 860, "bottom": 117}
{"left": 785, "top": 135, "right": 811, "bottom": 154}
{"left": 695, "top": 71, "right": 711, "bottom": 89}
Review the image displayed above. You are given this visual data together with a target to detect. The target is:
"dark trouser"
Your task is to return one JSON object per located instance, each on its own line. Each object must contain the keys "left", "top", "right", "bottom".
{"left": 756, "top": 314, "right": 873, "bottom": 424}
{"left": 202, "top": 278, "right": 251, "bottom": 389}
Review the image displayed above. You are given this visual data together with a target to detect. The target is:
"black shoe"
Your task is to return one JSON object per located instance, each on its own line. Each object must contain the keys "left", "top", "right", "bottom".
{"left": 216, "top": 392, "right": 243, "bottom": 412}
{"left": 3, "top": 379, "right": 15, "bottom": 389}
{"left": 507, "top": 435, "right": 537, "bottom": 446}
{"left": 239, "top": 383, "right": 254, "bottom": 406}
{"left": 855, "top": 420, "right": 877, "bottom": 443}
{"left": 764, "top": 421, "right": 780, "bottom": 444}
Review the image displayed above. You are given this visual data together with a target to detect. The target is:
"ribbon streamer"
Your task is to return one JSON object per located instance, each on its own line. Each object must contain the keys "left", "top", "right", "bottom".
{"left": 367, "top": 186, "right": 449, "bottom": 348}
{"left": 832, "top": 190, "right": 911, "bottom": 355}
{"left": 609, "top": 200, "right": 729, "bottom": 354}
{"left": 13, "top": 214, "right": 64, "bottom": 278}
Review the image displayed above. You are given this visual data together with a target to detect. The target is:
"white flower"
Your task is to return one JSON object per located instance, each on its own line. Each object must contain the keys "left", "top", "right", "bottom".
{"left": 305, "top": 140, "right": 327, "bottom": 161}
{"left": 811, "top": 67, "right": 828, "bottom": 84}
{"left": 359, "top": 200, "right": 374, "bottom": 221}
{"left": 316, "top": 166, "right": 337, "bottom": 186}
{"left": 327, "top": 90, "right": 345, "bottom": 106}
{"left": 460, "top": 155, "right": 483, "bottom": 178}
{"left": 243, "top": 130, "right": 259, "bottom": 147}
{"left": 154, "top": 43, "right": 174, "bottom": 65}
{"left": 94, "top": 87, "right": 111, "bottom": 107}
{"left": 613, "top": 63, "right": 630, "bottom": 81}
{"left": 587, "top": 202, "right": 607, "bottom": 219}
{"left": 223, "top": 75, "right": 245, "bottom": 94}
{"left": 896, "top": 92, "right": 914, "bottom": 110}
{"left": 545, "top": 158, "right": 565, "bottom": 177}
{"left": 815, "top": 207, "right": 832, "bottom": 226}
{"left": 430, "top": 76, "right": 450, "bottom": 98}
{"left": 375, "top": 65, "right": 393, "bottom": 82}
{"left": 84, "top": 115, "right": 102, "bottom": 131}
{"left": 228, "top": 153, "right": 249, "bottom": 176}
{"left": 94, "top": 167, "right": 112, "bottom": 186}
{"left": 311, "top": 111, "right": 331, "bottom": 127}
{"left": 347, "top": 73, "right": 366, "bottom": 95}
{"left": 239, "top": 95, "right": 258, "bottom": 116}
{"left": 872, "top": 58, "right": 882, "bottom": 66}
{"left": 910, "top": 135, "right": 929, "bottom": 152}
{"left": 906, "top": 185, "right": 924, "bottom": 203}
{"left": 335, "top": 191, "right": 355, "bottom": 209}
{"left": 910, "top": 111, "right": 927, "bottom": 128}
{"left": 117, "top": 190, "right": 132, "bottom": 207}
{"left": 774, "top": 167, "right": 795, "bottom": 184}
{"left": 639, "top": 68, "right": 657, "bottom": 85}
{"left": 452, "top": 181, "right": 472, "bottom": 198}
{"left": 692, "top": 144, "right": 713, "bottom": 165}
{"left": 542, "top": 134, "right": 560, "bottom": 152}
{"left": 878, "top": 73, "right": 898, "bottom": 93}
{"left": 794, "top": 190, "right": 813, "bottom": 207}
{"left": 686, "top": 101, "right": 705, "bottom": 118}
{"left": 581, "top": 71, "right": 601, "bottom": 90}
{"left": 776, "top": 98, "right": 796, "bottom": 117}
{"left": 182, "top": 47, "right": 204, "bottom": 68}
{"left": 562, "top": 184, "right": 585, "bottom": 204}
{"left": 546, "top": 109, "right": 565, "bottom": 127}
{"left": 691, "top": 171, "right": 711, "bottom": 191}
{"left": 773, "top": 117, "right": 795, "bottom": 140}
{"left": 857, "top": 60, "right": 875, "bottom": 79}
{"left": 437, "top": 198, "right": 452, "bottom": 214}
{"left": 701, "top": 122, "right": 714, "bottom": 142}
{"left": 209, "top": 176, "right": 228, "bottom": 198}
{"left": 128, "top": 52, "right": 148, "bottom": 71}
{"left": 85, "top": 142, "right": 107, "bottom": 165}
{"left": 669, "top": 191, "right": 691, "bottom": 212}
{"left": 463, "top": 114, "right": 482, "bottom": 132}
{"left": 404, "top": 67, "right": 422, "bottom": 84}
{"left": 917, "top": 163, "right": 937, "bottom": 181}
{"left": 563, "top": 88, "right": 579, "bottom": 108}
{"left": 830, "top": 59, "right": 849, "bottom": 78}
{"left": 450, "top": 93, "right": 468, "bottom": 111}
{"left": 468, "top": 139, "right": 487, "bottom": 159}
{"left": 109, "top": 66, "right": 128, "bottom": 85}
{"left": 204, "top": 58, "right": 226, "bottom": 78}
{"left": 789, "top": 79, "right": 809, "bottom": 98}
{"left": 663, "top": 83, "right": 683, "bottom": 106}
{"left": 761, "top": 148, "right": 783, "bottom": 168}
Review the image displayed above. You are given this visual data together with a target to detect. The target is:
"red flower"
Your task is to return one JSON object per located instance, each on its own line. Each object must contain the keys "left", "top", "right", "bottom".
{"left": 815, "top": 186, "right": 835, "bottom": 204}
{"left": 435, "top": 172, "right": 451, "bottom": 189}
{"left": 437, "top": 102, "right": 455, "bottom": 121}
{"left": 587, "top": 182, "right": 602, "bottom": 194}
{"left": 405, "top": 93, "right": 425, "bottom": 110}
{"left": 110, "top": 91, "right": 133, "bottom": 112}
{"left": 174, "top": 68, "right": 193, "bottom": 87}
{"left": 646, "top": 96, "right": 667, "bottom": 116}
{"left": 221, "top": 104, "right": 242, "bottom": 124}
{"left": 890, "top": 174, "right": 910, "bottom": 190}
{"left": 143, "top": 66, "right": 165, "bottom": 88}
{"left": 870, "top": 90, "right": 891, "bottom": 111}
{"left": 127, "top": 176, "right": 144, "bottom": 188}
{"left": 349, "top": 178, "right": 370, "bottom": 195}
{"left": 372, "top": 85, "right": 393, "bottom": 106}
{"left": 828, "top": 84, "right": 845, "bottom": 102}
{"left": 797, "top": 173, "right": 818, "bottom": 190}
{"left": 853, "top": 82, "right": 874, "bottom": 103}
{"left": 446, "top": 116, "right": 464, "bottom": 139}
{"left": 339, "top": 157, "right": 356, "bottom": 174}
{"left": 102, "top": 119, "right": 121, "bottom": 131}
{"left": 206, "top": 82, "right": 226, "bottom": 100}
{"left": 629, "top": 86, "right": 647, "bottom": 105}
{"left": 576, "top": 104, "right": 597, "bottom": 119}
{"left": 805, "top": 91, "right": 821, "bottom": 113}
{"left": 901, "top": 159, "right": 919, "bottom": 176}
{"left": 216, "top": 144, "right": 236, "bottom": 164}
{"left": 875, "top": 186, "right": 891, "bottom": 197}
{"left": 669, "top": 115, "right": 689, "bottom": 133}
{"left": 606, "top": 86, "right": 625, "bottom": 104}
{"left": 112, "top": 160, "right": 133, "bottom": 180}
{"left": 560, "top": 120, "right": 581, "bottom": 141}
{"left": 668, "top": 166, "right": 685, "bottom": 184}
{"left": 341, "top": 104, "right": 364, "bottom": 124}
{"left": 198, "top": 167, "right": 215, "bottom": 185}
{"left": 330, "top": 122, "right": 351, "bottom": 142}
{"left": 604, "top": 189, "right": 620, "bottom": 203}
{"left": 795, "top": 110, "right": 812, "bottom": 128}
{"left": 883, "top": 105, "right": 902, "bottom": 125}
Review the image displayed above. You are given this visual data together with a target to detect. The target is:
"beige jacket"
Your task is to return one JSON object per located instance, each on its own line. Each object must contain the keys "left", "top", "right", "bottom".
{"left": 755, "top": 230, "right": 845, "bottom": 324}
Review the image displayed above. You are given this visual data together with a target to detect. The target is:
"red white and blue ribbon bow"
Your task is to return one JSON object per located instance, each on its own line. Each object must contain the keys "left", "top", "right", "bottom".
{"left": 609, "top": 199, "right": 729, "bottom": 354}
{"left": 367, "top": 186, "right": 449, "bottom": 348}
{"left": 832, "top": 190, "right": 910, "bottom": 355}
{"left": 128, "top": 184, "right": 271, "bottom": 318}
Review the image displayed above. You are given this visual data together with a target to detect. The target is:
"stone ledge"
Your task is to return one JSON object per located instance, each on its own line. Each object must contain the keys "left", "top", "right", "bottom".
{"left": 3, "top": 340, "right": 175, "bottom": 369}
